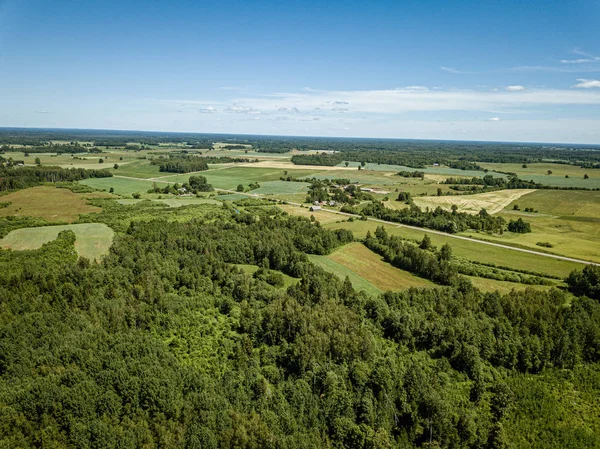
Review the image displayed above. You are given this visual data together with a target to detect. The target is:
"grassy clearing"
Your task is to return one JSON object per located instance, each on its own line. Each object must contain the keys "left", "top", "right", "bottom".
{"left": 0, "top": 186, "right": 101, "bottom": 223}
{"left": 308, "top": 254, "right": 383, "bottom": 296}
{"left": 234, "top": 264, "right": 300, "bottom": 289}
{"left": 328, "top": 243, "right": 435, "bottom": 290}
{"left": 0, "top": 223, "right": 114, "bottom": 261}
{"left": 413, "top": 189, "right": 535, "bottom": 214}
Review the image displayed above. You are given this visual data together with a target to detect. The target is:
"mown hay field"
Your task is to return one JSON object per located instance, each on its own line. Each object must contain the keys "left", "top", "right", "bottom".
{"left": 326, "top": 243, "right": 435, "bottom": 290}
{"left": 0, "top": 186, "right": 102, "bottom": 223}
{"left": 412, "top": 189, "right": 535, "bottom": 215}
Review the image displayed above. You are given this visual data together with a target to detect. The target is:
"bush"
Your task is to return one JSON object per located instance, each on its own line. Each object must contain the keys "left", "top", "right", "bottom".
{"left": 566, "top": 265, "right": 600, "bottom": 299}
{"left": 508, "top": 218, "right": 531, "bottom": 233}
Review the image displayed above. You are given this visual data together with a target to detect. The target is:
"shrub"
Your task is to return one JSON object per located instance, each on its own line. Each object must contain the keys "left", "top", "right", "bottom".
{"left": 508, "top": 218, "right": 531, "bottom": 233}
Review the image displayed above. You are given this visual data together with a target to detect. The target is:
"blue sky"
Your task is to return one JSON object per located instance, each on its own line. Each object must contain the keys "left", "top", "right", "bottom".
{"left": 1, "top": 0, "right": 599, "bottom": 143}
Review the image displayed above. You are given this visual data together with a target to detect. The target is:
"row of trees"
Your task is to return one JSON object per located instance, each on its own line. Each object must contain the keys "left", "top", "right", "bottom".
{"left": 365, "top": 227, "right": 458, "bottom": 285}
{"left": 291, "top": 153, "right": 343, "bottom": 166}
{"left": 343, "top": 201, "right": 509, "bottom": 234}
{"left": 0, "top": 165, "right": 112, "bottom": 191}
{"left": 151, "top": 156, "right": 209, "bottom": 173}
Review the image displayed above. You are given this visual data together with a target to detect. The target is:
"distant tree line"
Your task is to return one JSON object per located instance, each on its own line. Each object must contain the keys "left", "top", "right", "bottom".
{"left": 291, "top": 153, "right": 343, "bottom": 166}
{"left": 397, "top": 170, "right": 425, "bottom": 178}
{"left": 201, "top": 156, "right": 256, "bottom": 164}
{"left": 151, "top": 156, "right": 209, "bottom": 173}
{"left": 0, "top": 166, "right": 112, "bottom": 191}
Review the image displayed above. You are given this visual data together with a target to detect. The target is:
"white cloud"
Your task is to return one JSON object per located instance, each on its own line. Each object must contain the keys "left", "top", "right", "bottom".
{"left": 508, "top": 65, "right": 600, "bottom": 73}
{"left": 561, "top": 58, "right": 600, "bottom": 64}
{"left": 573, "top": 79, "right": 600, "bottom": 88}
{"left": 333, "top": 101, "right": 349, "bottom": 105}
{"left": 198, "top": 107, "right": 217, "bottom": 114}
{"left": 440, "top": 66, "right": 474, "bottom": 74}
{"left": 561, "top": 49, "right": 600, "bottom": 64}
{"left": 404, "top": 86, "right": 429, "bottom": 91}
{"left": 488, "top": 117, "right": 501, "bottom": 121}
{"left": 506, "top": 85, "right": 526, "bottom": 91}
{"left": 278, "top": 107, "right": 300, "bottom": 113}
{"left": 224, "top": 106, "right": 260, "bottom": 114}
{"left": 226, "top": 86, "right": 600, "bottom": 115}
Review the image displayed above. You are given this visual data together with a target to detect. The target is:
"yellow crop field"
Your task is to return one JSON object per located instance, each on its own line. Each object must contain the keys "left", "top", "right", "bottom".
{"left": 413, "top": 189, "right": 535, "bottom": 215}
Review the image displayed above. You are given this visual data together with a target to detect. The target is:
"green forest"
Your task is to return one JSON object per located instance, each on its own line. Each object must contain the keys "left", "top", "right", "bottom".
{"left": 1, "top": 198, "right": 599, "bottom": 448}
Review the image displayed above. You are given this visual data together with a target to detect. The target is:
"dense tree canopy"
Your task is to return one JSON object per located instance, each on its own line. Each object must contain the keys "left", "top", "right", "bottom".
{"left": 0, "top": 202, "right": 599, "bottom": 448}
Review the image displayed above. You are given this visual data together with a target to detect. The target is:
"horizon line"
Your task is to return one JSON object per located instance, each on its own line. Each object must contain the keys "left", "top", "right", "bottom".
{"left": 0, "top": 126, "right": 598, "bottom": 148}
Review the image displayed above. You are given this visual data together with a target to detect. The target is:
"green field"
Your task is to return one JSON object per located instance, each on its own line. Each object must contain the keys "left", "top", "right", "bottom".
{"left": 252, "top": 180, "right": 310, "bottom": 195}
{"left": 480, "top": 162, "right": 600, "bottom": 189}
{"left": 0, "top": 223, "right": 114, "bottom": 261}
{"left": 111, "top": 159, "right": 162, "bottom": 178}
{"left": 458, "top": 190, "right": 600, "bottom": 263}
{"left": 79, "top": 176, "right": 156, "bottom": 195}
{"left": 155, "top": 166, "right": 320, "bottom": 190}
{"left": 308, "top": 254, "right": 383, "bottom": 296}
{"left": 71, "top": 153, "right": 600, "bottom": 268}
{"left": 505, "top": 189, "right": 600, "bottom": 217}
{"left": 310, "top": 241, "right": 554, "bottom": 295}
{"left": 319, "top": 219, "right": 584, "bottom": 278}
{"left": 0, "top": 186, "right": 102, "bottom": 223}
{"left": 326, "top": 243, "right": 435, "bottom": 290}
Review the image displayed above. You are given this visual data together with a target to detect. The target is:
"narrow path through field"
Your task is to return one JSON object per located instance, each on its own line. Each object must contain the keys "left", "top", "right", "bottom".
{"left": 113, "top": 175, "right": 598, "bottom": 266}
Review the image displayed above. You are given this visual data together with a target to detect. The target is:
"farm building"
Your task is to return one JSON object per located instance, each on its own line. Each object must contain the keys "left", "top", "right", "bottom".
{"left": 310, "top": 206, "right": 322, "bottom": 211}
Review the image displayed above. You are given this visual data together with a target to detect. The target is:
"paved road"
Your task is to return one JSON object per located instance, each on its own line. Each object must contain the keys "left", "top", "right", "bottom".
{"left": 114, "top": 175, "right": 598, "bottom": 267}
